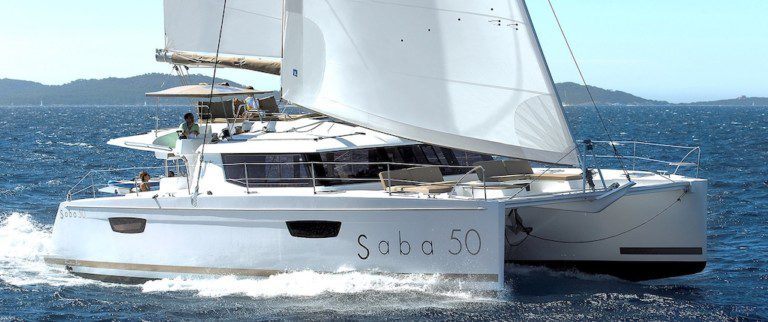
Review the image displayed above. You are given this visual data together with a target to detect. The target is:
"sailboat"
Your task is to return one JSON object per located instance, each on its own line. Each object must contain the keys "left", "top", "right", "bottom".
{"left": 44, "top": 0, "right": 706, "bottom": 288}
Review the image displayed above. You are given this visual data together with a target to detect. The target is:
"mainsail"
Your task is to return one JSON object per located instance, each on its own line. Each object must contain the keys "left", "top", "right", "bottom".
{"left": 162, "top": 0, "right": 283, "bottom": 73}
{"left": 281, "top": 0, "right": 579, "bottom": 165}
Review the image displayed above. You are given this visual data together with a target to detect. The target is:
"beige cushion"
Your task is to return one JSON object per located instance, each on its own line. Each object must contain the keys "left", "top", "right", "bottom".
{"left": 474, "top": 159, "right": 533, "bottom": 181}
{"left": 487, "top": 174, "right": 531, "bottom": 182}
{"left": 378, "top": 168, "right": 414, "bottom": 188}
{"left": 258, "top": 96, "right": 280, "bottom": 113}
{"left": 407, "top": 166, "right": 444, "bottom": 184}
{"left": 400, "top": 184, "right": 454, "bottom": 194}
{"left": 473, "top": 160, "right": 508, "bottom": 179}
{"left": 378, "top": 166, "right": 445, "bottom": 188}
{"left": 503, "top": 160, "right": 533, "bottom": 175}
{"left": 197, "top": 100, "right": 235, "bottom": 119}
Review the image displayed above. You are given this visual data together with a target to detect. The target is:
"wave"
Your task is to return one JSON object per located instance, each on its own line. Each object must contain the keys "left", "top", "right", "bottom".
{"left": 58, "top": 142, "right": 94, "bottom": 148}
{"left": 141, "top": 271, "right": 476, "bottom": 299}
{"left": 0, "top": 212, "right": 99, "bottom": 287}
{"left": 505, "top": 263, "right": 623, "bottom": 282}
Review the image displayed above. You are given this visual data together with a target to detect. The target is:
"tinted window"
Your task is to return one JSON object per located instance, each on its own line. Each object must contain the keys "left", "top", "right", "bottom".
{"left": 222, "top": 154, "right": 311, "bottom": 187}
{"left": 222, "top": 145, "right": 493, "bottom": 187}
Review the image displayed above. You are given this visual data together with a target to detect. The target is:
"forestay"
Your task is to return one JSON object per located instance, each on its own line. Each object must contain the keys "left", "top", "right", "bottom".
{"left": 281, "top": 0, "right": 579, "bottom": 165}
{"left": 164, "top": 0, "right": 283, "bottom": 58}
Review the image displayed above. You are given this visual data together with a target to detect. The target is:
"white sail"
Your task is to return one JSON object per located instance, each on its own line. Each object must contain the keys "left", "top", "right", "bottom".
{"left": 281, "top": 0, "right": 578, "bottom": 165}
{"left": 164, "top": 0, "right": 283, "bottom": 58}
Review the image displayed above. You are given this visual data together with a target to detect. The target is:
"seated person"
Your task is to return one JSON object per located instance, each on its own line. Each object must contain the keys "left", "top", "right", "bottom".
{"left": 178, "top": 112, "right": 200, "bottom": 139}
{"left": 245, "top": 95, "right": 259, "bottom": 111}
{"left": 138, "top": 171, "right": 151, "bottom": 192}
{"left": 245, "top": 86, "right": 259, "bottom": 112}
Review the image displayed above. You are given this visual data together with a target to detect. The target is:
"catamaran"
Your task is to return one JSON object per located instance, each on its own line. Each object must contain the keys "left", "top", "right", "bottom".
{"left": 45, "top": 0, "right": 707, "bottom": 289}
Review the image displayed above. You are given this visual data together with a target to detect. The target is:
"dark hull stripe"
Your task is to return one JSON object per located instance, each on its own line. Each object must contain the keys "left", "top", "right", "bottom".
{"left": 506, "top": 260, "right": 706, "bottom": 281}
{"left": 620, "top": 247, "right": 703, "bottom": 255}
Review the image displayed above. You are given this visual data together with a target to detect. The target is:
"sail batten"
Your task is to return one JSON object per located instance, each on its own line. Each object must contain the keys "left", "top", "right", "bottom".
{"left": 281, "top": 0, "right": 578, "bottom": 165}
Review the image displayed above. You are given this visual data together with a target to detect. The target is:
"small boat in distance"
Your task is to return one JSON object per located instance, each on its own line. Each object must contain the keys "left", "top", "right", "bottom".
{"left": 44, "top": 0, "right": 707, "bottom": 289}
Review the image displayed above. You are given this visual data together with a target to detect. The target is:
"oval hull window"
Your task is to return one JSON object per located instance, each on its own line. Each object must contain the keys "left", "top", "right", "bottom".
{"left": 108, "top": 217, "right": 147, "bottom": 234}
{"left": 286, "top": 221, "right": 341, "bottom": 238}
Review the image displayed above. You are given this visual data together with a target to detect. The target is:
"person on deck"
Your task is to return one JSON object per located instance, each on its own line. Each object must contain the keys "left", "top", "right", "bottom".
{"left": 178, "top": 113, "right": 200, "bottom": 139}
{"left": 138, "top": 171, "right": 151, "bottom": 192}
{"left": 244, "top": 86, "right": 260, "bottom": 113}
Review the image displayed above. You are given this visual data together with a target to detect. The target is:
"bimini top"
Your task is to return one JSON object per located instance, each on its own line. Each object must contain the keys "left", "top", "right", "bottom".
{"left": 146, "top": 83, "right": 268, "bottom": 98}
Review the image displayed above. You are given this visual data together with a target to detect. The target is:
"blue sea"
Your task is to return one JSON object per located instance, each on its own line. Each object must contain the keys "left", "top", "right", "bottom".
{"left": 0, "top": 105, "right": 766, "bottom": 320}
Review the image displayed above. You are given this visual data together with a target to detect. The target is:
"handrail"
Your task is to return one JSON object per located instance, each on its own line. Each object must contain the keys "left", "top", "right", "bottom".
{"left": 450, "top": 165, "right": 486, "bottom": 200}
{"left": 66, "top": 140, "right": 701, "bottom": 201}
{"left": 589, "top": 140, "right": 700, "bottom": 177}
{"left": 67, "top": 165, "right": 187, "bottom": 201}
{"left": 66, "top": 161, "right": 488, "bottom": 201}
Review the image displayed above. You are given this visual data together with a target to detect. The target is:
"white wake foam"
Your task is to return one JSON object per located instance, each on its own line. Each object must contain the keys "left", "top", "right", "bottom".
{"left": 0, "top": 212, "right": 97, "bottom": 287}
{"left": 141, "top": 271, "right": 483, "bottom": 299}
{"left": 58, "top": 142, "right": 94, "bottom": 148}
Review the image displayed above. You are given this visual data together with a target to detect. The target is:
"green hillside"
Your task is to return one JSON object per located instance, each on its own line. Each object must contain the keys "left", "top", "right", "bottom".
{"left": 555, "top": 82, "right": 669, "bottom": 106}
{"left": 0, "top": 73, "right": 244, "bottom": 106}
{"left": 683, "top": 96, "right": 768, "bottom": 106}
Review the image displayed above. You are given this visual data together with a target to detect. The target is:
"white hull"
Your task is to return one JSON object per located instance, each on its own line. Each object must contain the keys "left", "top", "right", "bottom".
{"left": 505, "top": 180, "right": 707, "bottom": 280}
{"left": 47, "top": 195, "right": 506, "bottom": 289}
{"left": 46, "top": 175, "right": 707, "bottom": 287}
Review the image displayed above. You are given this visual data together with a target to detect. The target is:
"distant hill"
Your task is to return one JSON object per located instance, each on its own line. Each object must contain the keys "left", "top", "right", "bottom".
{"left": 555, "top": 82, "right": 669, "bottom": 106}
{"left": 682, "top": 96, "right": 768, "bottom": 107}
{"left": 0, "top": 75, "right": 764, "bottom": 107}
{"left": 0, "top": 73, "right": 245, "bottom": 106}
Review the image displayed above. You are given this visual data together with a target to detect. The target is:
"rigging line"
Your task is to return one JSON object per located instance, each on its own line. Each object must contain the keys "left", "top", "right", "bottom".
{"left": 174, "top": 65, "right": 197, "bottom": 109}
{"left": 527, "top": 190, "right": 687, "bottom": 244}
{"left": 546, "top": 0, "right": 631, "bottom": 182}
{"left": 193, "top": 0, "right": 228, "bottom": 201}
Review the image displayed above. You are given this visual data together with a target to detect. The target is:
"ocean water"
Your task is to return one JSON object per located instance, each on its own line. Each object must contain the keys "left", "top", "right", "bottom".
{"left": 0, "top": 105, "right": 766, "bottom": 320}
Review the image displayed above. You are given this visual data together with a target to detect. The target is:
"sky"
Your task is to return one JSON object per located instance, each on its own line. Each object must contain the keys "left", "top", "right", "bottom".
{"left": 0, "top": 0, "right": 765, "bottom": 103}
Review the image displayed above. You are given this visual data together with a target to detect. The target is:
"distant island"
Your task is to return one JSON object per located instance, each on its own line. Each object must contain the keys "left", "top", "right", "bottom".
{"left": 0, "top": 73, "right": 245, "bottom": 106}
{"left": 0, "top": 74, "right": 765, "bottom": 107}
{"left": 556, "top": 82, "right": 668, "bottom": 106}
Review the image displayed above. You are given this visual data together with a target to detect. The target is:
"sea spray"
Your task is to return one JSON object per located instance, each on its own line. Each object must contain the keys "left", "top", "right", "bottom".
{"left": 140, "top": 271, "right": 476, "bottom": 298}
{"left": 0, "top": 212, "right": 96, "bottom": 287}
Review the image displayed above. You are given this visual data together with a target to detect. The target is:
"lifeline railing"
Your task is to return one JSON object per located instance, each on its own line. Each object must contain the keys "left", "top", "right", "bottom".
{"left": 65, "top": 162, "right": 492, "bottom": 201}
{"left": 589, "top": 141, "right": 701, "bottom": 178}
{"left": 66, "top": 141, "right": 700, "bottom": 201}
{"left": 66, "top": 165, "right": 188, "bottom": 201}
{"left": 219, "top": 161, "right": 491, "bottom": 198}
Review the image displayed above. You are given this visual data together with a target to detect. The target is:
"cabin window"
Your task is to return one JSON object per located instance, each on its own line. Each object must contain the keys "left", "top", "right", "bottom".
{"left": 310, "top": 145, "right": 492, "bottom": 185}
{"left": 222, "top": 154, "right": 311, "bottom": 187}
{"left": 221, "top": 145, "right": 493, "bottom": 187}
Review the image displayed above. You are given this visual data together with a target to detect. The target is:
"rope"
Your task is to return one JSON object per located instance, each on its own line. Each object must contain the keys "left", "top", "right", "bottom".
{"left": 509, "top": 190, "right": 687, "bottom": 245}
{"left": 192, "top": 0, "right": 228, "bottom": 204}
{"left": 546, "top": 0, "right": 631, "bottom": 182}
